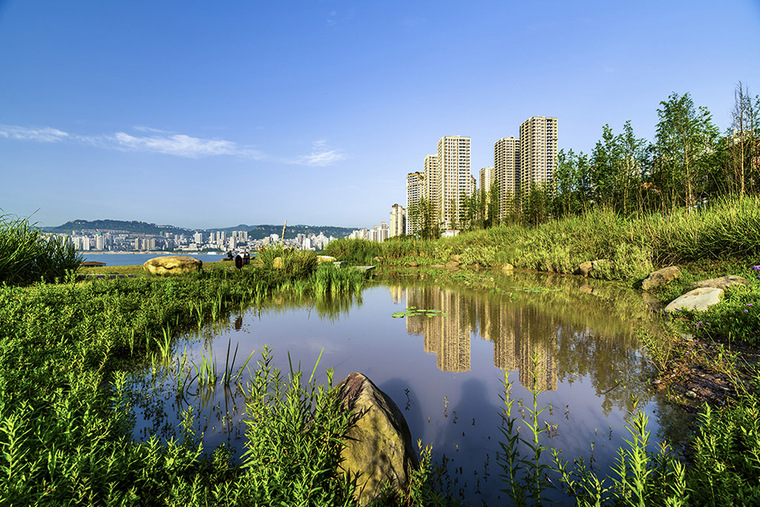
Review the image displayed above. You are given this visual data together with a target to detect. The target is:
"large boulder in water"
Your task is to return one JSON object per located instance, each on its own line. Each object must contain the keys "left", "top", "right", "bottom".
{"left": 143, "top": 255, "right": 202, "bottom": 275}
{"left": 337, "top": 372, "right": 419, "bottom": 506}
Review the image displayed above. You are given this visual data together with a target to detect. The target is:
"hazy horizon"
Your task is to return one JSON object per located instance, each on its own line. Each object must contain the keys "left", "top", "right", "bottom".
{"left": 2, "top": 1, "right": 759, "bottom": 229}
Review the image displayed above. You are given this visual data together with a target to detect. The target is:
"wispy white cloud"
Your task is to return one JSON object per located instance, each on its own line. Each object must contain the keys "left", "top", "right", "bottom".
{"left": 296, "top": 140, "right": 347, "bottom": 167}
{"left": 109, "top": 132, "right": 243, "bottom": 158}
{"left": 0, "top": 124, "right": 345, "bottom": 165}
{"left": 0, "top": 124, "right": 69, "bottom": 142}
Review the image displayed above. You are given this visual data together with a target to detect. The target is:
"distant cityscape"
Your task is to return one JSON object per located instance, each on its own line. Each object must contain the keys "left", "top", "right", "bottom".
{"left": 354, "top": 115, "right": 558, "bottom": 240}
{"left": 46, "top": 227, "right": 341, "bottom": 253}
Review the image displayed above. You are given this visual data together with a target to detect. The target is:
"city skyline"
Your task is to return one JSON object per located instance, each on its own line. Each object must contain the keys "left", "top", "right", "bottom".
{"left": 1, "top": 1, "right": 759, "bottom": 228}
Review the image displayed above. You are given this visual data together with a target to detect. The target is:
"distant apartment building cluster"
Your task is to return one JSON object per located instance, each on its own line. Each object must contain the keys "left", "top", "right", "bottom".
{"left": 54, "top": 228, "right": 336, "bottom": 253}
{"left": 336, "top": 116, "right": 558, "bottom": 242}
{"left": 406, "top": 116, "right": 558, "bottom": 235}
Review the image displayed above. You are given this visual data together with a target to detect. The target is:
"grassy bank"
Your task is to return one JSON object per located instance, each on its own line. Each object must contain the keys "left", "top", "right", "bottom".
{"left": 327, "top": 195, "right": 760, "bottom": 284}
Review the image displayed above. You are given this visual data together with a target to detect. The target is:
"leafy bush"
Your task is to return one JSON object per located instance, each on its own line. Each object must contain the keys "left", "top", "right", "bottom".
{"left": 0, "top": 214, "right": 81, "bottom": 285}
{"left": 323, "top": 238, "right": 384, "bottom": 265}
{"left": 240, "top": 348, "right": 355, "bottom": 506}
{"left": 258, "top": 244, "right": 318, "bottom": 278}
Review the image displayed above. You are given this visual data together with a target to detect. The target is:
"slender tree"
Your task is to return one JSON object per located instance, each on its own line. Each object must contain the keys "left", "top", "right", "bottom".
{"left": 487, "top": 180, "right": 501, "bottom": 228}
{"left": 408, "top": 197, "right": 440, "bottom": 240}
{"left": 728, "top": 82, "right": 760, "bottom": 196}
{"left": 653, "top": 92, "right": 719, "bottom": 213}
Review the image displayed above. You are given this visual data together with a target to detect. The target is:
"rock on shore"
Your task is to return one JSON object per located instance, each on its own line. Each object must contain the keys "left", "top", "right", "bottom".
{"left": 143, "top": 255, "right": 202, "bottom": 275}
{"left": 337, "top": 372, "right": 419, "bottom": 506}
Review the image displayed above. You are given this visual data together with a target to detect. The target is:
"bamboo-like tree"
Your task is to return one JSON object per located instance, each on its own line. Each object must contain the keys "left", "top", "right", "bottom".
{"left": 555, "top": 148, "right": 592, "bottom": 217}
{"left": 728, "top": 82, "right": 760, "bottom": 196}
{"left": 408, "top": 197, "right": 440, "bottom": 240}
{"left": 487, "top": 180, "right": 501, "bottom": 228}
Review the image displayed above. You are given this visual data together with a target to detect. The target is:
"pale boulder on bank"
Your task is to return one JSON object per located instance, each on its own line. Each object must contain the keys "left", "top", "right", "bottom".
{"left": 664, "top": 287, "right": 724, "bottom": 313}
{"left": 143, "top": 255, "right": 202, "bottom": 275}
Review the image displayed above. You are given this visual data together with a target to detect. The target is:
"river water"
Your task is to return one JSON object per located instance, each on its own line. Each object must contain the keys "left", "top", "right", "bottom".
{"left": 132, "top": 271, "right": 679, "bottom": 505}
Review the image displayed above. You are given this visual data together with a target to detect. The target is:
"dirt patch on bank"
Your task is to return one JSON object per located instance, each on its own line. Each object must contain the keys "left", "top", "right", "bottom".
{"left": 651, "top": 339, "right": 759, "bottom": 413}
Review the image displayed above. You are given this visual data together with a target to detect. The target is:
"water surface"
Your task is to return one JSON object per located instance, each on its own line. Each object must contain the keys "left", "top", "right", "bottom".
{"left": 133, "top": 271, "right": 674, "bottom": 505}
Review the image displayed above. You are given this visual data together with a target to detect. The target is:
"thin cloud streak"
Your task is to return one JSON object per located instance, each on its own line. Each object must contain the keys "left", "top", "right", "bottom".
{"left": 294, "top": 140, "right": 347, "bottom": 167}
{"left": 109, "top": 132, "right": 243, "bottom": 158}
{"left": 0, "top": 124, "right": 347, "bottom": 165}
{"left": 0, "top": 124, "right": 69, "bottom": 142}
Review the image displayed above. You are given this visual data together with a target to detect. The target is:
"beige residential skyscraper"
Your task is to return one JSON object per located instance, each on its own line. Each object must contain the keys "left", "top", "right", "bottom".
{"left": 406, "top": 171, "right": 424, "bottom": 235}
{"left": 423, "top": 154, "right": 439, "bottom": 210}
{"left": 479, "top": 166, "right": 494, "bottom": 194}
{"left": 495, "top": 136, "right": 520, "bottom": 218}
{"left": 519, "top": 117, "right": 558, "bottom": 194}
{"left": 389, "top": 203, "right": 406, "bottom": 237}
{"left": 436, "top": 136, "right": 471, "bottom": 229}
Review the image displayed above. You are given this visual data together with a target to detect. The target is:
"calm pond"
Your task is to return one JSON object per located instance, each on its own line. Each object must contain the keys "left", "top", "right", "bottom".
{"left": 133, "top": 270, "right": 682, "bottom": 505}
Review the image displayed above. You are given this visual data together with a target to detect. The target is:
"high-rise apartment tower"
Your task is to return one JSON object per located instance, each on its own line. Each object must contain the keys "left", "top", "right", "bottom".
{"left": 406, "top": 171, "right": 424, "bottom": 235}
{"left": 494, "top": 136, "right": 520, "bottom": 218}
{"left": 389, "top": 204, "right": 406, "bottom": 238}
{"left": 519, "top": 117, "right": 558, "bottom": 194}
{"left": 436, "top": 136, "right": 471, "bottom": 229}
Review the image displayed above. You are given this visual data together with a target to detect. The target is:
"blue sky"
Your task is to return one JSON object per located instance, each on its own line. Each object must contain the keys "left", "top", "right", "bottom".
{"left": 1, "top": 1, "right": 759, "bottom": 229}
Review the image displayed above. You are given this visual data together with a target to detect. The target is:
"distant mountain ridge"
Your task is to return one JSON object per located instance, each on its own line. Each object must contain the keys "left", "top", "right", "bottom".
{"left": 44, "top": 219, "right": 356, "bottom": 239}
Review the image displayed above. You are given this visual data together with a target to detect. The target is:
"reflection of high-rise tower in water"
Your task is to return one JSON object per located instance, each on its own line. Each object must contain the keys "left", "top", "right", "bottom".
{"left": 389, "top": 286, "right": 405, "bottom": 305}
{"left": 400, "top": 286, "right": 558, "bottom": 386}
{"left": 517, "top": 307, "right": 558, "bottom": 392}
{"left": 404, "top": 286, "right": 471, "bottom": 373}
{"left": 474, "top": 293, "right": 558, "bottom": 392}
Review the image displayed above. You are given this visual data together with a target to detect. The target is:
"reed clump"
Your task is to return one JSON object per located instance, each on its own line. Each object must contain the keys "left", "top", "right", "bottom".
{"left": 0, "top": 214, "right": 82, "bottom": 285}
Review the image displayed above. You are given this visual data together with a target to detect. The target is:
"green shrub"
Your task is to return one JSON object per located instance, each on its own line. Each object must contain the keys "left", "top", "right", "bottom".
{"left": 0, "top": 214, "right": 81, "bottom": 285}
{"left": 323, "top": 238, "right": 384, "bottom": 265}
{"left": 258, "top": 244, "right": 318, "bottom": 278}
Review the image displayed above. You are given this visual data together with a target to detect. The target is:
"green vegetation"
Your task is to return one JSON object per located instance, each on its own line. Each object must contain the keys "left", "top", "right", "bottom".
{"left": 0, "top": 238, "right": 387, "bottom": 504}
{"left": 328, "top": 195, "right": 760, "bottom": 284}
{"left": 0, "top": 214, "right": 81, "bottom": 285}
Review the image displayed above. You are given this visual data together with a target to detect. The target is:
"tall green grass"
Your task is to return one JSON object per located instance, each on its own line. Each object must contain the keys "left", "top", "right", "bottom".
{"left": 258, "top": 244, "right": 319, "bottom": 278}
{"left": 0, "top": 214, "right": 81, "bottom": 285}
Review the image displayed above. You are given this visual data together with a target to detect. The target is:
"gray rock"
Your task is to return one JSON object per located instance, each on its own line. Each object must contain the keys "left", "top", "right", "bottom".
{"left": 642, "top": 266, "right": 681, "bottom": 291}
{"left": 664, "top": 287, "right": 724, "bottom": 313}
{"left": 143, "top": 255, "right": 202, "bottom": 275}
{"left": 337, "top": 372, "right": 419, "bottom": 506}
{"left": 691, "top": 275, "right": 750, "bottom": 291}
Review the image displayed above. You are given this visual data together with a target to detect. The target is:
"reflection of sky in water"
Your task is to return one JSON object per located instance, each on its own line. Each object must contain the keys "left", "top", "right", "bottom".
{"left": 132, "top": 276, "right": 672, "bottom": 505}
